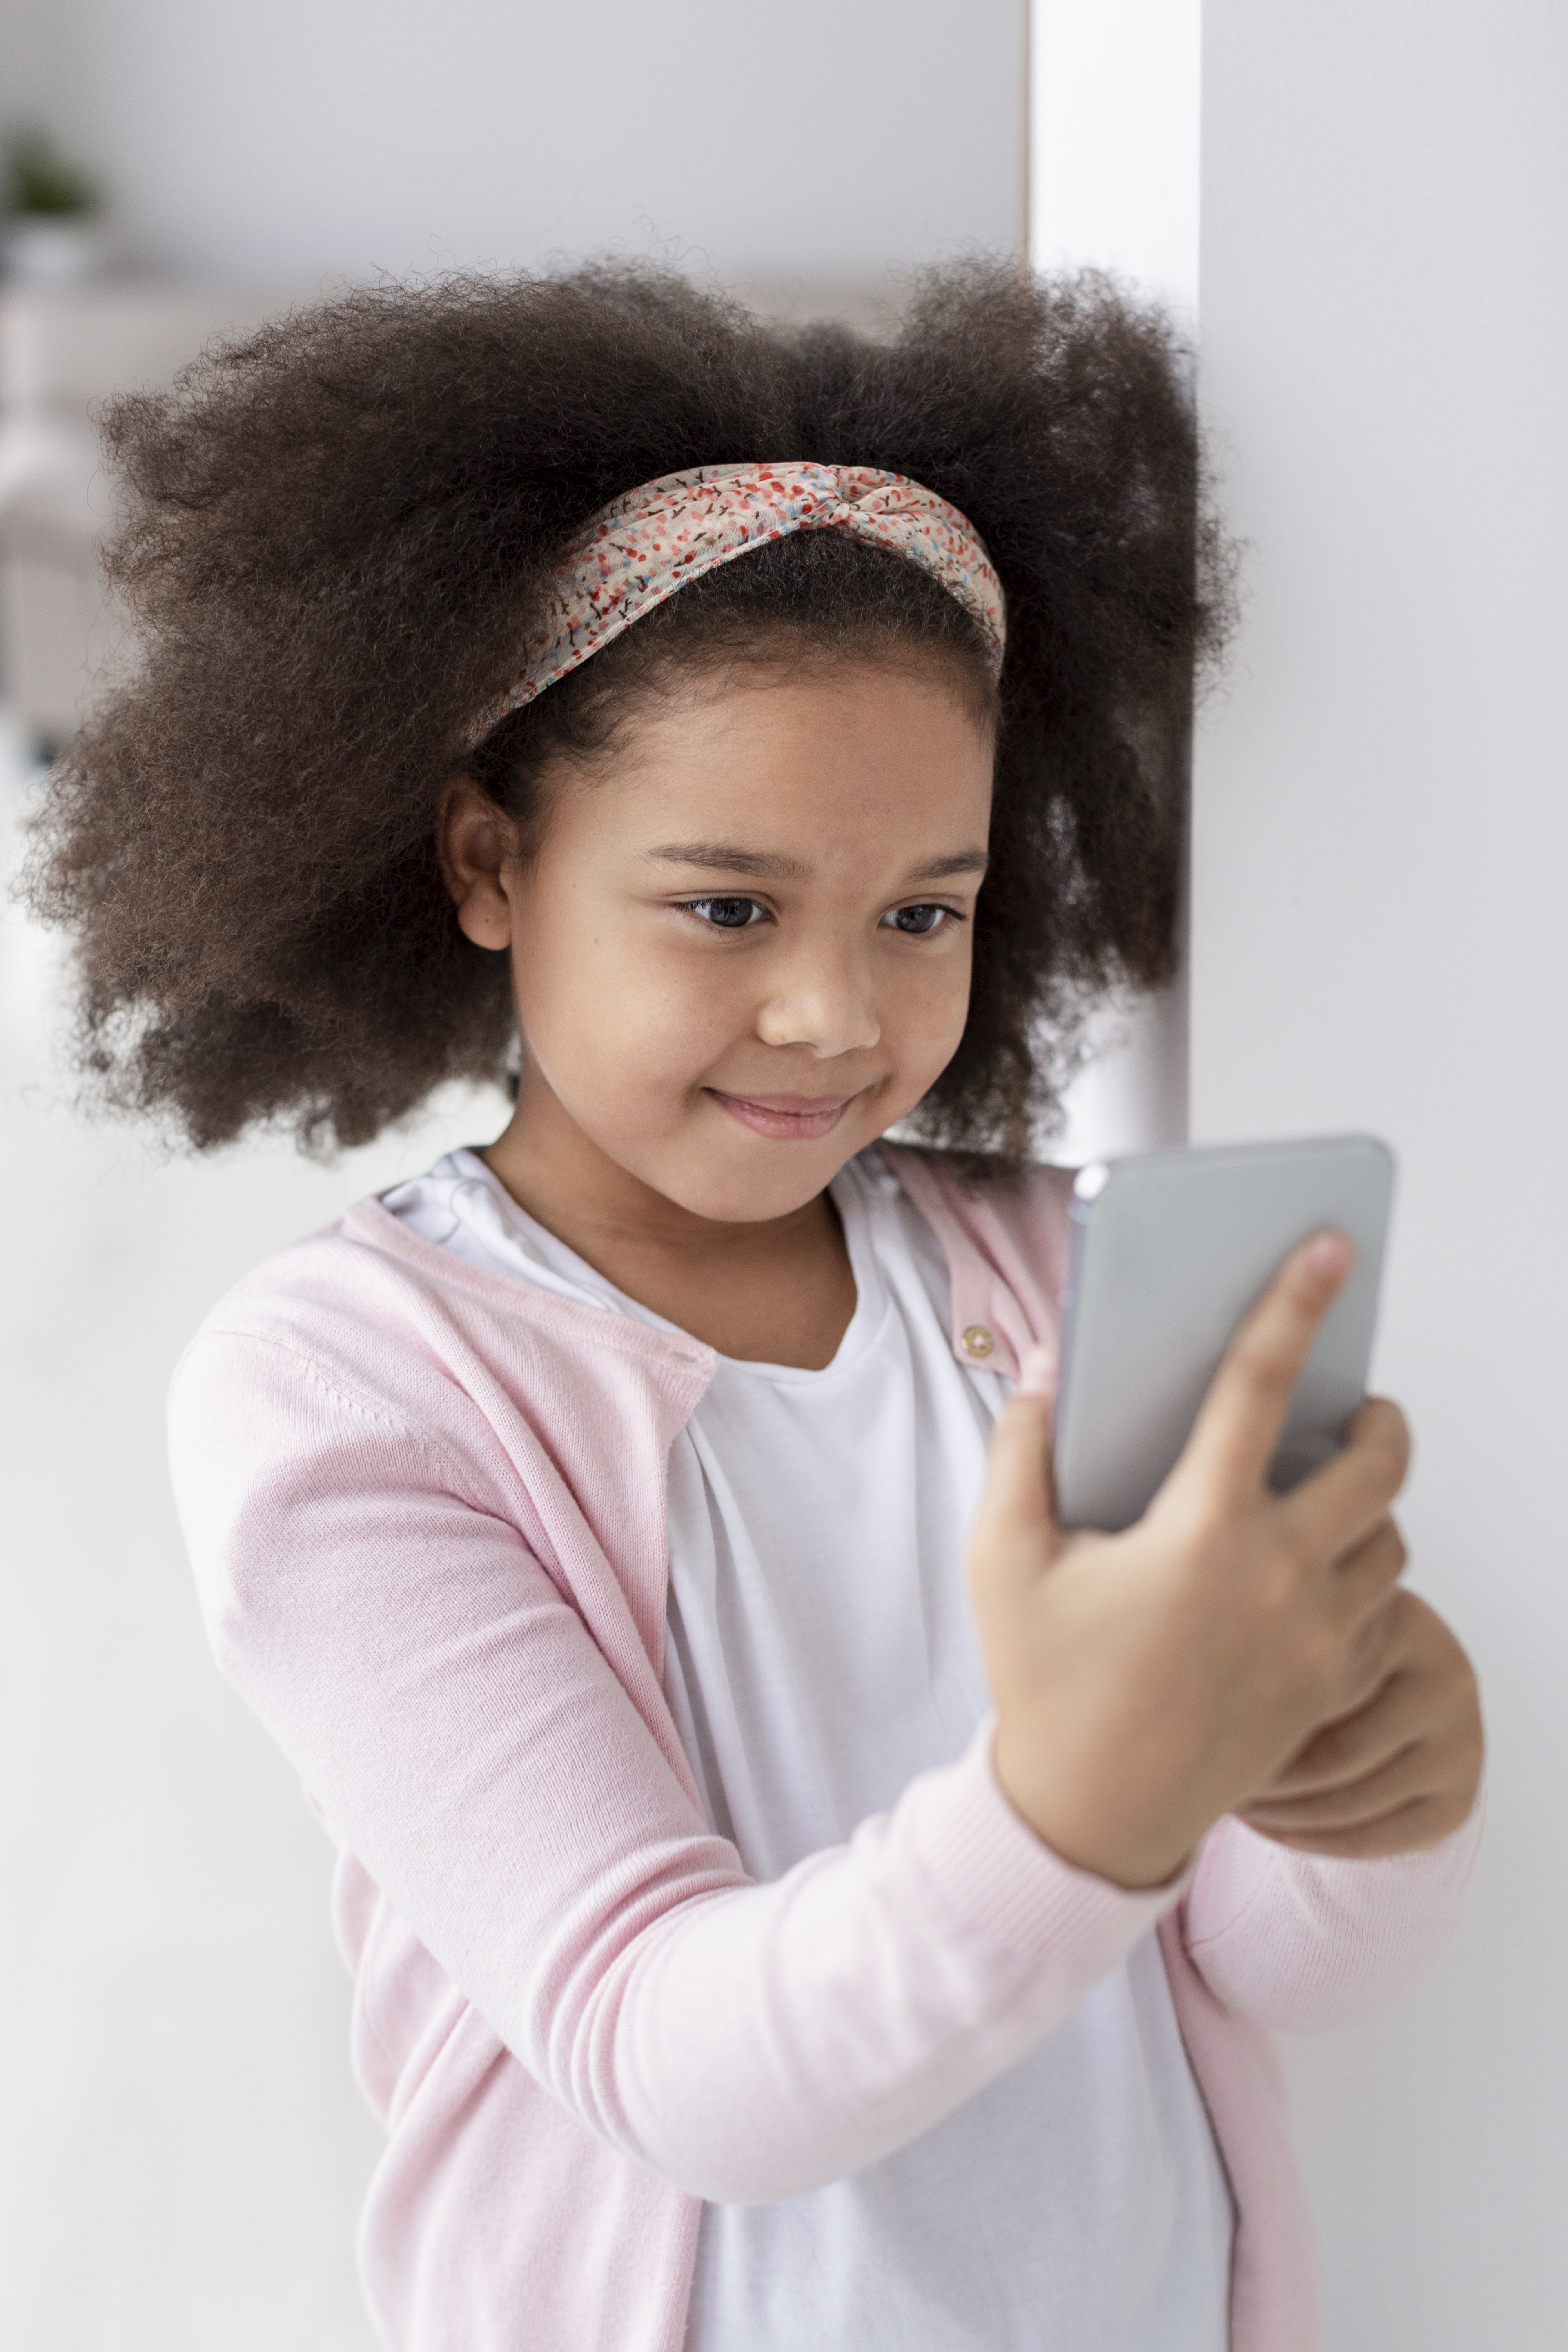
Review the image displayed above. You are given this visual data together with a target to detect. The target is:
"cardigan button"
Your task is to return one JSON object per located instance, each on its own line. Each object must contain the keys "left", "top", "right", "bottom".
{"left": 960, "top": 1324, "right": 995, "bottom": 1359}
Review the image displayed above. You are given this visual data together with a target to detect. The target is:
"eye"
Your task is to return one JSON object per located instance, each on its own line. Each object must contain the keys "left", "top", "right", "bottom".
{"left": 881, "top": 902, "right": 958, "bottom": 936}
{"left": 681, "top": 895, "right": 768, "bottom": 930}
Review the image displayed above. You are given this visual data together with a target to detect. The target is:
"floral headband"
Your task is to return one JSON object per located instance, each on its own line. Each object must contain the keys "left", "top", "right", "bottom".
{"left": 473, "top": 460, "right": 1005, "bottom": 738}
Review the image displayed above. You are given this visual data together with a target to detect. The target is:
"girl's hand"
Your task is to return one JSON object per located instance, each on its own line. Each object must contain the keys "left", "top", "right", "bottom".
{"left": 1233, "top": 1586, "right": 1482, "bottom": 1856}
{"left": 969, "top": 1236, "right": 1414, "bottom": 1890}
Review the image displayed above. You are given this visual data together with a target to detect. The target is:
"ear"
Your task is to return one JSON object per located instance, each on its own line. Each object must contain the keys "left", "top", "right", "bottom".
{"left": 438, "top": 776, "right": 516, "bottom": 951}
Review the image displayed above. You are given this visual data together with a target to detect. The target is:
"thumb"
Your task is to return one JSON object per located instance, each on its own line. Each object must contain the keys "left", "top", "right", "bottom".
{"left": 969, "top": 1344, "right": 1063, "bottom": 1602}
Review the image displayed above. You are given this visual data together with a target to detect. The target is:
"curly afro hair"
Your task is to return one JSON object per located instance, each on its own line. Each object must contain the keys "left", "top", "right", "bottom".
{"left": 25, "top": 258, "right": 1229, "bottom": 1159}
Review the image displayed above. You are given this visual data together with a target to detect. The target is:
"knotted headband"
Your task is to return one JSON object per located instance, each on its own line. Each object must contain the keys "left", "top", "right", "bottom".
{"left": 474, "top": 461, "right": 1005, "bottom": 737}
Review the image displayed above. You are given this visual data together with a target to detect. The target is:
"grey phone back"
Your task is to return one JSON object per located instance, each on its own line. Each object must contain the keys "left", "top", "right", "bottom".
{"left": 1052, "top": 1134, "right": 1394, "bottom": 1532}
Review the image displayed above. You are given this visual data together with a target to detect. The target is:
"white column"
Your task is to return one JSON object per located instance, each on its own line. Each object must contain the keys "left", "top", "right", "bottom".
{"left": 1029, "top": 0, "right": 1200, "bottom": 322}
{"left": 1194, "top": 5, "right": 1568, "bottom": 2342}
{"left": 1029, "top": 0, "right": 1200, "bottom": 1158}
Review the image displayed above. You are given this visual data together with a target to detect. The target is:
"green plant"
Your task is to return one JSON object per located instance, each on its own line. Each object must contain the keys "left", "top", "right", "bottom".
{"left": 5, "top": 127, "right": 101, "bottom": 219}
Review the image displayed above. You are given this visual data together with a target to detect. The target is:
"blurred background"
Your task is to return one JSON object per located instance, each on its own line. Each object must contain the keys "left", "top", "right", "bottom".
{"left": 0, "top": 1, "right": 1562, "bottom": 2345}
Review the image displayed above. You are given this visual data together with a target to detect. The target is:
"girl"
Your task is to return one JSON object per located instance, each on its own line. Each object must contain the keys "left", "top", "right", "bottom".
{"left": 31, "top": 263, "right": 1482, "bottom": 2352}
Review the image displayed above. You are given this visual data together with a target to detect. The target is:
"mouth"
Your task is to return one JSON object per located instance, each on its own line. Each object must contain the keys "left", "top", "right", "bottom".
{"left": 704, "top": 1087, "right": 861, "bottom": 1142}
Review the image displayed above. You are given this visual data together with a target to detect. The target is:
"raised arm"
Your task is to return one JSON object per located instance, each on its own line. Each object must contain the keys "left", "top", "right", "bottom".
{"left": 170, "top": 1327, "right": 1178, "bottom": 2205}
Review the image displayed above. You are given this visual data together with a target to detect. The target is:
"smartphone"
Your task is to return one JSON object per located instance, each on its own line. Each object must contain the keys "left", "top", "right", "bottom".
{"left": 1052, "top": 1134, "right": 1394, "bottom": 1532}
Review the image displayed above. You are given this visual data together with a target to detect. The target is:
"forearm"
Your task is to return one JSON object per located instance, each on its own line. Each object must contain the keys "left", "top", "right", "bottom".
{"left": 174, "top": 1336, "right": 1179, "bottom": 2205}
{"left": 577, "top": 1723, "right": 1181, "bottom": 2202}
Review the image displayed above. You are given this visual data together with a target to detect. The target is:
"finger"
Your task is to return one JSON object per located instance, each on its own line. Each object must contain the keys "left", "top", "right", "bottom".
{"left": 1263, "top": 1648, "right": 1426, "bottom": 1794}
{"left": 1167, "top": 1232, "right": 1355, "bottom": 1505}
{"left": 1327, "top": 1515, "right": 1409, "bottom": 1629}
{"left": 1280, "top": 1397, "right": 1411, "bottom": 1560}
{"left": 1243, "top": 1792, "right": 1464, "bottom": 1860}
{"left": 1297, "top": 1591, "right": 1404, "bottom": 1731}
{"left": 1314, "top": 1585, "right": 1430, "bottom": 1732}
{"left": 1254, "top": 1590, "right": 1479, "bottom": 1803}
{"left": 1238, "top": 1735, "right": 1431, "bottom": 1831}
{"left": 969, "top": 1345, "right": 1062, "bottom": 1596}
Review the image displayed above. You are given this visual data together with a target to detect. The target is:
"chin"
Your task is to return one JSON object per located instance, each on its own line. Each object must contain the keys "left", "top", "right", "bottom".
{"left": 658, "top": 1136, "right": 867, "bottom": 1226}
{"left": 681, "top": 1169, "right": 834, "bottom": 1225}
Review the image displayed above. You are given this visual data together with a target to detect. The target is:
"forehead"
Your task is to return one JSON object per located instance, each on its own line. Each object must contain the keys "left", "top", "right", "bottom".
{"left": 566, "top": 662, "right": 996, "bottom": 856}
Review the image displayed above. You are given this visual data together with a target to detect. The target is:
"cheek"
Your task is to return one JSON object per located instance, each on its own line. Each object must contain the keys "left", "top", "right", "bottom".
{"left": 510, "top": 902, "right": 740, "bottom": 1096}
{"left": 887, "top": 935, "right": 975, "bottom": 1080}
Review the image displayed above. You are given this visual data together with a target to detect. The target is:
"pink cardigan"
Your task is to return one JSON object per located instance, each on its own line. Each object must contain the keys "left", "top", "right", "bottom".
{"left": 168, "top": 1145, "right": 1480, "bottom": 2352}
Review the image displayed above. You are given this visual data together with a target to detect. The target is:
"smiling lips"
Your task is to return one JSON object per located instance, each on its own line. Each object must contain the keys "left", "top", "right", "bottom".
{"left": 705, "top": 1088, "right": 860, "bottom": 1142}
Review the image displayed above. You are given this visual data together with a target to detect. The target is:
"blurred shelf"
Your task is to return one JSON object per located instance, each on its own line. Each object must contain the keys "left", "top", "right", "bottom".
{"left": 0, "top": 279, "right": 290, "bottom": 749}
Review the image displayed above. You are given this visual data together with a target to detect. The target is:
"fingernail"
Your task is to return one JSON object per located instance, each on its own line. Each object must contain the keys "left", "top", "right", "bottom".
{"left": 1307, "top": 1232, "right": 1353, "bottom": 1279}
{"left": 1018, "top": 1343, "right": 1057, "bottom": 1396}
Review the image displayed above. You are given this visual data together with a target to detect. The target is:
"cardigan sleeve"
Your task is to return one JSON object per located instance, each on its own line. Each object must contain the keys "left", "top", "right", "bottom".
{"left": 1178, "top": 1802, "right": 1483, "bottom": 2033}
{"left": 169, "top": 1325, "right": 1182, "bottom": 2205}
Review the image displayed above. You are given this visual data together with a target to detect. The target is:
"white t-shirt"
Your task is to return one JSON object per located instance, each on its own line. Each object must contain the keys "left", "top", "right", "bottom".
{"left": 383, "top": 1147, "right": 1234, "bottom": 2350}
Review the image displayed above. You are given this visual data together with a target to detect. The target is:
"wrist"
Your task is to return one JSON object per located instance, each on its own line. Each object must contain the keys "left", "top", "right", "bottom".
{"left": 990, "top": 1724, "right": 1196, "bottom": 1893}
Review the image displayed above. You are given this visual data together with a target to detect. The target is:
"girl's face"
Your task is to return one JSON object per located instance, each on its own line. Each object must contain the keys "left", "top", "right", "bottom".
{"left": 445, "top": 661, "right": 995, "bottom": 1226}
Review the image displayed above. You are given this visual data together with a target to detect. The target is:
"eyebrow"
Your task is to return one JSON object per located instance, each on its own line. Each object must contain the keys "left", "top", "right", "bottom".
{"left": 645, "top": 842, "right": 811, "bottom": 881}
{"left": 645, "top": 843, "right": 991, "bottom": 885}
{"left": 905, "top": 850, "right": 991, "bottom": 882}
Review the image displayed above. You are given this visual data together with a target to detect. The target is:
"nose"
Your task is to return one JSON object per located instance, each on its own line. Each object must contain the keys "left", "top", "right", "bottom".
{"left": 755, "top": 939, "right": 881, "bottom": 1057}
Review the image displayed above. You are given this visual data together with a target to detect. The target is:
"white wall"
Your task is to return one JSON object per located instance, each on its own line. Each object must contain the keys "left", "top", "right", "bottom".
{"left": 1030, "top": 0, "right": 1199, "bottom": 1159}
{"left": 0, "top": 730, "right": 457, "bottom": 2350}
{"left": 1194, "top": 5, "right": 1568, "bottom": 2343}
{"left": 1, "top": 0, "right": 1024, "bottom": 293}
